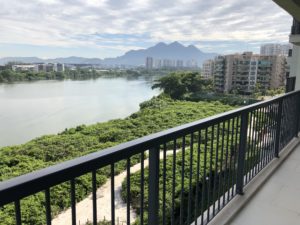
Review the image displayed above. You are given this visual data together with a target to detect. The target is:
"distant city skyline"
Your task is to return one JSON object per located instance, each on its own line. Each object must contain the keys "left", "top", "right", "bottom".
{"left": 0, "top": 0, "right": 293, "bottom": 58}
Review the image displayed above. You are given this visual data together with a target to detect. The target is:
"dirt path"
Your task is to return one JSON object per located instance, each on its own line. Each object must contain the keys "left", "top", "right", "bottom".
{"left": 52, "top": 150, "right": 175, "bottom": 225}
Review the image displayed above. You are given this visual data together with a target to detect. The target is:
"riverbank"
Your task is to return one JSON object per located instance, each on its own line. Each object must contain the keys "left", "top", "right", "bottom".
{"left": 0, "top": 68, "right": 176, "bottom": 83}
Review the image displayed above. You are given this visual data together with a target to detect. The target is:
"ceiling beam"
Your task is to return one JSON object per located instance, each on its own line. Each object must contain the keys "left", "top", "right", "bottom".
{"left": 272, "top": 0, "right": 300, "bottom": 21}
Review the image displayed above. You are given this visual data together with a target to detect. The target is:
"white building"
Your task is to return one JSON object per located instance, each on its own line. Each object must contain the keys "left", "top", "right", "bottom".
{"left": 145, "top": 57, "right": 153, "bottom": 69}
{"left": 12, "top": 65, "right": 36, "bottom": 72}
{"left": 154, "top": 59, "right": 162, "bottom": 69}
{"left": 260, "top": 43, "right": 291, "bottom": 56}
{"left": 186, "top": 59, "right": 198, "bottom": 68}
{"left": 54, "top": 63, "right": 65, "bottom": 72}
{"left": 12, "top": 63, "right": 65, "bottom": 73}
{"left": 162, "top": 59, "right": 172, "bottom": 68}
{"left": 202, "top": 59, "right": 214, "bottom": 79}
{"left": 213, "top": 52, "right": 286, "bottom": 94}
{"left": 260, "top": 44, "right": 282, "bottom": 56}
{"left": 176, "top": 60, "right": 184, "bottom": 68}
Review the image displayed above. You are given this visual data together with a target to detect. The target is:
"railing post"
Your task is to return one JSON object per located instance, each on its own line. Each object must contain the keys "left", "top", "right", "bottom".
{"left": 148, "top": 146, "right": 160, "bottom": 224}
{"left": 275, "top": 98, "right": 283, "bottom": 158}
{"left": 236, "top": 111, "right": 249, "bottom": 195}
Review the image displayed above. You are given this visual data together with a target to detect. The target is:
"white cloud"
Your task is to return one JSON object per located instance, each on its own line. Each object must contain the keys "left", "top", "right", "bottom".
{"left": 0, "top": 0, "right": 293, "bottom": 57}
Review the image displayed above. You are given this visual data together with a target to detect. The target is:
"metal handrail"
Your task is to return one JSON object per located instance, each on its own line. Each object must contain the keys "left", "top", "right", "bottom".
{"left": 1, "top": 90, "right": 300, "bottom": 225}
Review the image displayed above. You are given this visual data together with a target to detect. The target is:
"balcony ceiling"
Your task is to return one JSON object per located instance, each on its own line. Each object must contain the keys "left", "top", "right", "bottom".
{"left": 272, "top": 0, "right": 300, "bottom": 21}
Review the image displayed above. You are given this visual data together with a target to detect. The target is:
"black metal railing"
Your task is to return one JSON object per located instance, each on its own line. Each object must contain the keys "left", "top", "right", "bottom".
{"left": 0, "top": 91, "right": 300, "bottom": 225}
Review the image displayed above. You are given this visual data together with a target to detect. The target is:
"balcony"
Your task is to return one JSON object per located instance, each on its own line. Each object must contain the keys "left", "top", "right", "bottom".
{"left": 289, "top": 18, "right": 300, "bottom": 46}
{"left": 290, "top": 35, "right": 300, "bottom": 46}
{"left": 224, "top": 143, "right": 300, "bottom": 225}
{"left": 0, "top": 90, "right": 299, "bottom": 225}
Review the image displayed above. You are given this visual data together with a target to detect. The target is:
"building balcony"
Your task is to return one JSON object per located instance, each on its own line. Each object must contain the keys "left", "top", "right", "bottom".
{"left": 290, "top": 34, "right": 300, "bottom": 46}
{"left": 223, "top": 143, "right": 300, "bottom": 225}
{"left": 0, "top": 90, "right": 300, "bottom": 225}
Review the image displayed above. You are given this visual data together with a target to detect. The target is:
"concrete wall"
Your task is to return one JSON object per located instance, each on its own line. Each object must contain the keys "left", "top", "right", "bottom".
{"left": 292, "top": 45, "right": 300, "bottom": 90}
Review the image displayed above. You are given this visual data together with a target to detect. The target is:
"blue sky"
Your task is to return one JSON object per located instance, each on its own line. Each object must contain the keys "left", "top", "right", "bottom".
{"left": 0, "top": 0, "right": 293, "bottom": 58}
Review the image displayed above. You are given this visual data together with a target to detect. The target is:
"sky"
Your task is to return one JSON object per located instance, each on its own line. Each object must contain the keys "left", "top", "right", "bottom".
{"left": 0, "top": 0, "right": 293, "bottom": 58}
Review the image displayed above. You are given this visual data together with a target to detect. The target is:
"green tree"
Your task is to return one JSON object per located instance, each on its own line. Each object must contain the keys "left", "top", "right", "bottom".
{"left": 152, "top": 72, "right": 213, "bottom": 99}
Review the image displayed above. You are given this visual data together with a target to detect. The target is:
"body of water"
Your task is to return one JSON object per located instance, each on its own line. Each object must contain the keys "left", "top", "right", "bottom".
{"left": 0, "top": 77, "right": 160, "bottom": 147}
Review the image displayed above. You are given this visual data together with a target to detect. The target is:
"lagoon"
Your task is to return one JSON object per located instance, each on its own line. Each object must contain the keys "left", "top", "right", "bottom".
{"left": 0, "top": 77, "right": 160, "bottom": 147}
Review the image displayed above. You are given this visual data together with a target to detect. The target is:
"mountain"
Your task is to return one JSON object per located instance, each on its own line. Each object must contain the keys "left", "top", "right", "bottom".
{"left": 103, "top": 41, "right": 217, "bottom": 66}
{"left": 46, "top": 56, "right": 102, "bottom": 64}
{"left": 0, "top": 42, "right": 217, "bottom": 66}
{"left": 0, "top": 57, "right": 45, "bottom": 65}
{"left": 0, "top": 56, "right": 102, "bottom": 65}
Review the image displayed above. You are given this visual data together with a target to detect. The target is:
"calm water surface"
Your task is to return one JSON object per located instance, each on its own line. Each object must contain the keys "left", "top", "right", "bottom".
{"left": 0, "top": 77, "right": 160, "bottom": 147}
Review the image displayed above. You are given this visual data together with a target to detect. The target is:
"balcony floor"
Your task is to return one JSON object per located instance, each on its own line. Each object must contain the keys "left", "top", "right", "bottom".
{"left": 229, "top": 144, "right": 300, "bottom": 225}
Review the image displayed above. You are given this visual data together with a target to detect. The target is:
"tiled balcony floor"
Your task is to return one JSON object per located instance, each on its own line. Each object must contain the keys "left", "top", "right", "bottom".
{"left": 229, "top": 144, "right": 300, "bottom": 225}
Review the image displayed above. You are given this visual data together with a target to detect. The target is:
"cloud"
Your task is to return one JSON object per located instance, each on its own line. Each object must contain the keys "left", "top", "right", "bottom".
{"left": 0, "top": 0, "right": 293, "bottom": 57}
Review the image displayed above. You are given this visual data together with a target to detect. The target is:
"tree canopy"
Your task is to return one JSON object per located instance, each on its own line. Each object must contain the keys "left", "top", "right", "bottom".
{"left": 152, "top": 71, "right": 213, "bottom": 99}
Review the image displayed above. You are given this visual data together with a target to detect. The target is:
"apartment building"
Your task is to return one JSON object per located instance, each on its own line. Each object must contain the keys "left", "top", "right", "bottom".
{"left": 186, "top": 59, "right": 198, "bottom": 68}
{"left": 202, "top": 59, "right": 214, "bottom": 79}
{"left": 53, "top": 63, "right": 65, "bottom": 72}
{"left": 260, "top": 43, "right": 292, "bottom": 56}
{"left": 176, "top": 60, "right": 184, "bottom": 68}
{"left": 145, "top": 57, "right": 153, "bottom": 69}
{"left": 162, "top": 59, "right": 173, "bottom": 68}
{"left": 212, "top": 52, "right": 286, "bottom": 94}
{"left": 154, "top": 59, "right": 162, "bottom": 68}
{"left": 214, "top": 56, "right": 227, "bottom": 92}
{"left": 146, "top": 57, "right": 197, "bottom": 69}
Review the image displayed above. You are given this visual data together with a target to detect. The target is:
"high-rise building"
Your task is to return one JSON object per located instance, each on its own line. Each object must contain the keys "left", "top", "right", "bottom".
{"left": 175, "top": 60, "right": 184, "bottom": 68}
{"left": 162, "top": 59, "right": 172, "bottom": 68}
{"left": 145, "top": 57, "right": 153, "bottom": 69}
{"left": 34, "top": 64, "right": 44, "bottom": 72}
{"left": 154, "top": 59, "right": 162, "bottom": 69}
{"left": 260, "top": 43, "right": 292, "bottom": 56}
{"left": 213, "top": 56, "right": 226, "bottom": 92}
{"left": 260, "top": 44, "right": 282, "bottom": 56}
{"left": 202, "top": 59, "right": 214, "bottom": 79}
{"left": 44, "top": 64, "right": 54, "bottom": 72}
{"left": 212, "top": 52, "right": 286, "bottom": 94}
{"left": 186, "top": 59, "right": 198, "bottom": 68}
{"left": 54, "top": 63, "right": 65, "bottom": 72}
{"left": 146, "top": 57, "right": 199, "bottom": 69}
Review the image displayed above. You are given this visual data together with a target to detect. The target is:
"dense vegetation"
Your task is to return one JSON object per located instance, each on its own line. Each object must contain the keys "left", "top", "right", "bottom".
{"left": 121, "top": 144, "right": 235, "bottom": 225}
{"left": 151, "top": 71, "right": 261, "bottom": 106}
{"left": 0, "top": 69, "right": 65, "bottom": 82}
{"left": 0, "top": 95, "right": 234, "bottom": 225}
{"left": 0, "top": 67, "right": 181, "bottom": 83}
{"left": 120, "top": 113, "right": 240, "bottom": 224}
{"left": 121, "top": 122, "right": 269, "bottom": 225}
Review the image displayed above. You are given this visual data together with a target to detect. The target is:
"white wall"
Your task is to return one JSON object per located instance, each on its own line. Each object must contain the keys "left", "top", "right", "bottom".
{"left": 292, "top": 45, "right": 300, "bottom": 90}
